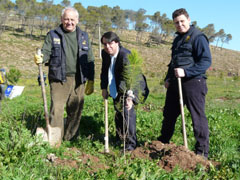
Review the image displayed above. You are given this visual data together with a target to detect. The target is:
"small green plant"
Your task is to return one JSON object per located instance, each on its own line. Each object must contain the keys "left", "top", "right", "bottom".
{"left": 7, "top": 68, "right": 22, "bottom": 85}
{"left": 233, "top": 75, "right": 239, "bottom": 81}
{"left": 127, "top": 49, "right": 145, "bottom": 102}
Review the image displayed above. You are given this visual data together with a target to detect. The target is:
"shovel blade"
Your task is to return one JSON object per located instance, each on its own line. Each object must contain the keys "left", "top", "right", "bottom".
{"left": 36, "top": 125, "right": 62, "bottom": 147}
{"left": 36, "top": 127, "right": 48, "bottom": 142}
{"left": 47, "top": 125, "right": 62, "bottom": 147}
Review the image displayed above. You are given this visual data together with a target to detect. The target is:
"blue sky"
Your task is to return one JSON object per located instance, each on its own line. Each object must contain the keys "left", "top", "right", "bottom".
{"left": 56, "top": 0, "right": 239, "bottom": 51}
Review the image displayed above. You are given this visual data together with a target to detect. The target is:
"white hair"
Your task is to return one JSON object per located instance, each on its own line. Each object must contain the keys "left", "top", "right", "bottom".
{"left": 61, "top": 6, "right": 79, "bottom": 19}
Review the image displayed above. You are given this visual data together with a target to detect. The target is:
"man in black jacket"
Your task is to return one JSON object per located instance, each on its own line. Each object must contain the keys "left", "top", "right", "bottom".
{"left": 158, "top": 8, "right": 212, "bottom": 158}
{"left": 100, "top": 31, "right": 138, "bottom": 151}
{"left": 34, "top": 7, "right": 95, "bottom": 144}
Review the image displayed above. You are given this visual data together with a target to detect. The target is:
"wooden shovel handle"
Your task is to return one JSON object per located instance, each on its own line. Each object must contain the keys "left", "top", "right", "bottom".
{"left": 178, "top": 77, "right": 188, "bottom": 148}
{"left": 104, "top": 99, "right": 109, "bottom": 153}
{"left": 38, "top": 64, "right": 49, "bottom": 126}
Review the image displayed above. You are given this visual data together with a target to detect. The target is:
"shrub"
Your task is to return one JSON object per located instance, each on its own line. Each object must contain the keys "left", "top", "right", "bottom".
{"left": 7, "top": 68, "right": 22, "bottom": 85}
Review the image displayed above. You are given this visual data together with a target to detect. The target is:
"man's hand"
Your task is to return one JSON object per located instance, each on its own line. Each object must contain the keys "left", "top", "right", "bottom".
{"left": 34, "top": 53, "right": 43, "bottom": 65}
{"left": 125, "top": 97, "right": 133, "bottom": 111}
{"left": 174, "top": 68, "right": 185, "bottom": 78}
{"left": 164, "top": 79, "right": 170, "bottom": 89}
{"left": 85, "top": 80, "right": 94, "bottom": 95}
{"left": 102, "top": 89, "right": 108, "bottom": 99}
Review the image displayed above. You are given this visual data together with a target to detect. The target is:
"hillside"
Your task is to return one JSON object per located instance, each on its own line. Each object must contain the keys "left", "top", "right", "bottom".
{"left": 0, "top": 29, "right": 240, "bottom": 83}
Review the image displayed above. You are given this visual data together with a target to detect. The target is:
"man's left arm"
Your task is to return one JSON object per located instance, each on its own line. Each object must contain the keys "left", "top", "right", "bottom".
{"left": 184, "top": 35, "right": 212, "bottom": 77}
{"left": 87, "top": 38, "right": 95, "bottom": 81}
{"left": 85, "top": 38, "right": 95, "bottom": 95}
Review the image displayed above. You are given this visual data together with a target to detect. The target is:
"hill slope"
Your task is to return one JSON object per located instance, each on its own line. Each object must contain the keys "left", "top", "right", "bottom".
{"left": 0, "top": 30, "right": 240, "bottom": 81}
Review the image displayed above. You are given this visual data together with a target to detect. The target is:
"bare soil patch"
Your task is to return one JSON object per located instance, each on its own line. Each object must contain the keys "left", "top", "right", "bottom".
{"left": 47, "top": 147, "right": 109, "bottom": 172}
{"left": 47, "top": 141, "right": 219, "bottom": 172}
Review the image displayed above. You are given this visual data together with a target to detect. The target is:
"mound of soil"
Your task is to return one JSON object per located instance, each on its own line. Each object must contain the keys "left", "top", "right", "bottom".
{"left": 46, "top": 141, "right": 218, "bottom": 172}
{"left": 131, "top": 141, "right": 215, "bottom": 171}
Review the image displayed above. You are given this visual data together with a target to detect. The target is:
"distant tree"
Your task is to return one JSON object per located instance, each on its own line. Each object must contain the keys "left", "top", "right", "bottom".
{"left": 96, "top": 5, "right": 112, "bottom": 57}
{"left": 134, "top": 8, "right": 149, "bottom": 43}
{"left": 159, "top": 13, "right": 167, "bottom": 34}
{"left": 161, "top": 19, "right": 175, "bottom": 40}
{"left": 0, "top": 0, "right": 14, "bottom": 13}
{"left": 191, "top": 21, "right": 201, "bottom": 30}
{"left": 201, "top": 23, "right": 216, "bottom": 42}
{"left": 111, "top": 6, "right": 128, "bottom": 32}
{"left": 150, "top": 11, "right": 161, "bottom": 33}
{"left": 85, "top": 6, "right": 112, "bottom": 43}
{"left": 124, "top": 9, "right": 136, "bottom": 29}
{"left": 149, "top": 11, "right": 168, "bottom": 36}
{"left": 0, "top": 0, "right": 15, "bottom": 36}
{"left": 192, "top": 21, "right": 197, "bottom": 26}
{"left": 98, "top": 5, "right": 112, "bottom": 31}
{"left": 35, "top": 0, "right": 59, "bottom": 36}
{"left": 61, "top": 0, "right": 70, "bottom": 7}
{"left": 85, "top": 6, "right": 99, "bottom": 33}
{"left": 15, "top": 0, "right": 39, "bottom": 37}
{"left": 221, "top": 33, "right": 232, "bottom": 50}
{"left": 45, "top": 3, "right": 62, "bottom": 31}
{"left": 215, "top": 29, "right": 225, "bottom": 48}
{"left": 74, "top": 2, "right": 87, "bottom": 25}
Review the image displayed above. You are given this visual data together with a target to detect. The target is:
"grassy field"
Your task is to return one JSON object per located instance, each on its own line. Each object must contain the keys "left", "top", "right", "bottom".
{"left": 0, "top": 29, "right": 240, "bottom": 179}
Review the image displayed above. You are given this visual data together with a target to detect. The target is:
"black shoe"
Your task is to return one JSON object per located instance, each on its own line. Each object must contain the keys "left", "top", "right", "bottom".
{"left": 125, "top": 145, "right": 136, "bottom": 151}
{"left": 157, "top": 136, "right": 169, "bottom": 144}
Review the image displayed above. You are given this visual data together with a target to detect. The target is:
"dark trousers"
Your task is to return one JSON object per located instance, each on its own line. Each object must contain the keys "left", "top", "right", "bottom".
{"left": 159, "top": 78, "right": 209, "bottom": 157}
{"left": 114, "top": 99, "right": 137, "bottom": 150}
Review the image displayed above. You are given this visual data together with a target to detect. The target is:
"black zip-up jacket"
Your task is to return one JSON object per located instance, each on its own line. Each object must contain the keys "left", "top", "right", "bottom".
{"left": 100, "top": 46, "right": 149, "bottom": 104}
{"left": 165, "top": 25, "right": 212, "bottom": 81}
{"left": 44, "top": 25, "right": 94, "bottom": 83}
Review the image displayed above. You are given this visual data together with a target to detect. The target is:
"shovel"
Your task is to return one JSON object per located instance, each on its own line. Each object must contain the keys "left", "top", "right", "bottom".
{"left": 104, "top": 99, "right": 109, "bottom": 153}
{"left": 177, "top": 77, "right": 188, "bottom": 148}
{"left": 35, "top": 48, "right": 61, "bottom": 147}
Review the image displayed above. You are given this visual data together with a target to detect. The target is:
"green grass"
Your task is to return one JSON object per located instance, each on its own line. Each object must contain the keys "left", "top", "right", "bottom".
{"left": 0, "top": 26, "right": 240, "bottom": 179}
{"left": 0, "top": 76, "right": 239, "bottom": 179}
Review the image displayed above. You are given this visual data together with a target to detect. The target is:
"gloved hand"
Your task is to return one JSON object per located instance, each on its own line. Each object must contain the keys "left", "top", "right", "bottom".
{"left": 34, "top": 53, "right": 43, "bottom": 65}
{"left": 85, "top": 80, "right": 94, "bottom": 95}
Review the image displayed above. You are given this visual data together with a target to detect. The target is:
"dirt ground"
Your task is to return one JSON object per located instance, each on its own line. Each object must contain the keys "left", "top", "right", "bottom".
{"left": 131, "top": 141, "right": 216, "bottom": 171}
{"left": 47, "top": 141, "right": 218, "bottom": 173}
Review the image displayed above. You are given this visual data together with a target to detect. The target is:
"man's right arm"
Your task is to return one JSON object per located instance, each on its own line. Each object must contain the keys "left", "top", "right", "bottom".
{"left": 100, "top": 50, "right": 109, "bottom": 90}
{"left": 100, "top": 51, "right": 110, "bottom": 99}
{"left": 164, "top": 61, "right": 173, "bottom": 88}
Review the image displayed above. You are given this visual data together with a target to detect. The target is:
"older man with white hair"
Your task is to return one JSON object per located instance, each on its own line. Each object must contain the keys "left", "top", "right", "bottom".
{"left": 34, "top": 7, "right": 95, "bottom": 144}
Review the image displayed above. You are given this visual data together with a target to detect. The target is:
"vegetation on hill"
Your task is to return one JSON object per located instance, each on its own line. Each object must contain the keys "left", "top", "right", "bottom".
{"left": 0, "top": 0, "right": 233, "bottom": 50}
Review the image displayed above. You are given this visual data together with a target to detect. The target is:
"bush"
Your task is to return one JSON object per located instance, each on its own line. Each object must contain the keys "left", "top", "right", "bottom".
{"left": 7, "top": 68, "right": 22, "bottom": 85}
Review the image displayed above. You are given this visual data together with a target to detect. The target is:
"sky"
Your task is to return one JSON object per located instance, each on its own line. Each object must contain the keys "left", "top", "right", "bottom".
{"left": 56, "top": 0, "right": 239, "bottom": 51}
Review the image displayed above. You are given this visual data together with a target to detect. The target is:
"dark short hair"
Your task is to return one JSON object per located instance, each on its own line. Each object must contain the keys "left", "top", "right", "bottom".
{"left": 101, "top": 31, "right": 121, "bottom": 45}
{"left": 172, "top": 8, "right": 189, "bottom": 20}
